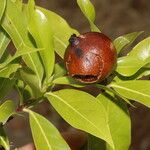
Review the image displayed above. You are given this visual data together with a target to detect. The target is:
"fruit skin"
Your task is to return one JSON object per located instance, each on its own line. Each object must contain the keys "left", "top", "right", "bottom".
{"left": 64, "top": 32, "right": 117, "bottom": 83}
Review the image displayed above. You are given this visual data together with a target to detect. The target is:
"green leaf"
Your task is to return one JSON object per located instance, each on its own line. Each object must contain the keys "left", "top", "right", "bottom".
{"left": 0, "top": 64, "right": 21, "bottom": 78}
{"left": 16, "top": 80, "right": 36, "bottom": 103}
{"left": 97, "top": 92, "right": 131, "bottom": 150}
{"left": 2, "top": 0, "right": 44, "bottom": 88}
{"left": 25, "top": 109, "right": 70, "bottom": 150}
{"left": 0, "top": 0, "right": 6, "bottom": 21}
{"left": 145, "top": 63, "right": 150, "bottom": 68}
{"left": 27, "top": 0, "right": 55, "bottom": 82}
{"left": 53, "top": 63, "right": 66, "bottom": 79}
{"left": 0, "top": 44, "right": 43, "bottom": 69}
{"left": 37, "top": 6, "right": 79, "bottom": 58}
{"left": 0, "top": 100, "right": 15, "bottom": 124}
{"left": 0, "top": 27, "right": 10, "bottom": 60}
{"left": 0, "top": 127, "right": 9, "bottom": 150}
{"left": 77, "top": 0, "right": 100, "bottom": 32}
{"left": 114, "top": 67, "right": 150, "bottom": 81}
{"left": 0, "top": 78, "right": 15, "bottom": 100}
{"left": 136, "top": 69, "right": 150, "bottom": 79}
{"left": 45, "top": 89, "right": 115, "bottom": 149}
{"left": 13, "top": 0, "right": 23, "bottom": 10}
{"left": 18, "top": 68, "right": 43, "bottom": 99}
{"left": 53, "top": 76, "right": 86, "bottom": 88}
{"left": 117, "top": 37, "right": 150, "bottom": 76}
{"left": 110, "top": 80, "right": 150, "bottom": 107}
{"left": 114, "top": 31, "right": 143, "bottom": 54}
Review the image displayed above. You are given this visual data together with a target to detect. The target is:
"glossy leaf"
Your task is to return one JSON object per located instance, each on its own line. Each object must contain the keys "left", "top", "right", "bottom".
{"left": 136, "top": 69, "right": 150, "bottom": 79}
{"left": 0, "top": 27, "right": 10, "bottom": 60}
{"left": 0, "top": 127, "right": 9, "bottom": 150}
{"left": 0, "top": 42, "right": 43, "bottom": 69}
{"left": 77, "top": 0, "right": 100, "bottom": 32}
{"left": 45, "top": 89, "right": 114, "bottom": 149}
{"left": 0, "top": 64, "right": 21, "bottom": 78}
{"left": 117, "top": 37, "right": 150, "bottom": 76}
{"left": 0, "top": 0, "right": 6, "bottom": 21}
{"left": 0, "top": 100, "right": 15, "bottom": 124}
{"left": 18, "top": 68, "right": 43, "bottom": 99}
{"left": 145, "top": 63, "right": 150, "bottom": 68}
{"left": 25, "top": 109, "right": 70, "bottom": 150}
{"left": 53, "top": 76, "right": 86, "bottom": 87}
{"left": 2, "top": 0, "right": 44, "bottom": 88}
{"left": 14, "top": 0, "right": 23, "bottom": 10}
{"left": 110, "top": 80, "right": 150, "bottom": 107}
{"left": 114, "top": 31, "right": 143, "bottom": 54}
{"left": 37, "top": 6, "right": 79, "bottom": 58}
{"left": 114, "top": 67, "right": 150, "bottom": 81}
{"left": 0, "top": 78, "right": 15, "bottom": 100}
{"left": 128, "top": 37, "right": 150, "bottom": 59}
{"left": 27, "top": 0, "right": 55, "bottom": 82}
{"left": 97, "top": 92, "right": 131, "bottom": 150}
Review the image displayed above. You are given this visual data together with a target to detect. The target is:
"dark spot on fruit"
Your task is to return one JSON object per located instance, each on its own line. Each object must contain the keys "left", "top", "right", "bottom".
{"left": 75, "top": 48, "right": 83, "bottom": 57}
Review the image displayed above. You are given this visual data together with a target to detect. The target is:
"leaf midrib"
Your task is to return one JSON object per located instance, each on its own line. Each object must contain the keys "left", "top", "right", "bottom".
{"left": 30, "top": 111, "right": 52, "bottom": 150}
{"left": 4, "top": 14, "right": 41, "bottom": 87}
{"left": 47, "top": 92, "right": 106, "bottom": 139}
{"left": 0, "top": 34, "right": 7, "bottom": 52}
{"left": 110, "top": 84, "right": 150, "bottom": 98}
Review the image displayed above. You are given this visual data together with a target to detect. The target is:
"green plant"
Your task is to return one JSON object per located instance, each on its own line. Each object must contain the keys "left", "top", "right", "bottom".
{"left": 0, "top": 0, "right": 150, "bottom": 150}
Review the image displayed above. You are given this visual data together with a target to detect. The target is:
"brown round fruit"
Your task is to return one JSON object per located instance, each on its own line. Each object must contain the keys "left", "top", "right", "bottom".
{"left": 64, "top": 32, "right": 117, "bottom": 83}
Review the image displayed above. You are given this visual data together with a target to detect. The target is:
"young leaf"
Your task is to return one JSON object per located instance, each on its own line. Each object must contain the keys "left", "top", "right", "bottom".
{"left": 45, "top": 89, "right": 115, "bottom": 149}
{"left": 117, "top": 37, "right": 150, "bottom": 76}
{"left": 0, "top": 64, "right": 21, "bottom": 78}
{"left": 16, "top": 82, "right": 36, "bottom": 103}
{"left": 37, "top": 6, "right": 79, "bottom": 58}
{"left": 27, "top": 0, "right": 55, "bottom": 82}
{"left": 114, "top": 31, "right": 143, "bottom": 54}
{"left": 0, "top": 0, "right": 6, "bottom": 21}
{"left": 77, "top": 0, "right": 100, "bottom": 32}
{"left": 2, "top": 0, "right": 44, "bottom": 88}
{"left": 97, "top": 92, "right": 131, "bottom": 150}
{"left": 0, "top": 100, "right": 15, "bottom": 124}
{"left": 0, "top": 27, "right": 10, "bottom": 60}
{"left": 0, "top": 78, "right": 15, "bottom": 100}
{"left": 0, "top": 127, "right": 9, "bottom": 150}
{"left": 18, "top": 68, "right": 43, "bottom": 99}
{"left": 24, "top": 109, "right": 70, "bottom": 150}
{"left": 110, "top": 80, "right": 150, "bottom": 107}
